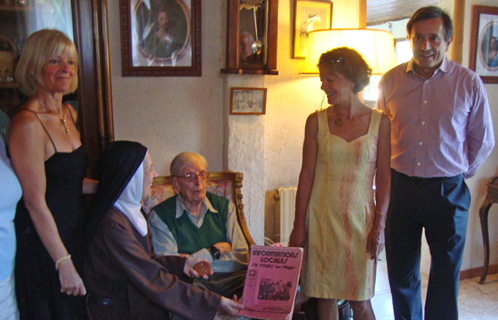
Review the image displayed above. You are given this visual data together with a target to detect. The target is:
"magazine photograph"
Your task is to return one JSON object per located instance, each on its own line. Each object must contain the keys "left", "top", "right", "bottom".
{"left": 238, "top": 245, "right": 304, "bottom": 320}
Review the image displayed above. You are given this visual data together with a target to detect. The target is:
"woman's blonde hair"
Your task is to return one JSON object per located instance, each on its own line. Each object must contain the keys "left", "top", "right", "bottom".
{"left": 15, "top": 29, "right": 78, "bottom": 97}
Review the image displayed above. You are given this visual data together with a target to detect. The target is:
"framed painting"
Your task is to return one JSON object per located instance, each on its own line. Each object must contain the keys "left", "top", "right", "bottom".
{"left": 119, "top": 0, "right": 201, "bottom": 77}
{"left": 294, "top": 0, "right": 332, "bottom": 58}
{"left": 230, "top": 87, "right": 267, "bottom": 115}
{"left": 470, "top": 5, "right": 498, "bottom": 83}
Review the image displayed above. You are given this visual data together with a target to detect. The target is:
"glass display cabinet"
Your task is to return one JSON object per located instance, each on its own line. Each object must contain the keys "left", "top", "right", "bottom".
{"left": 221, "top": 0, "right": 278, "bottom": 75}
{"left": 0, "top": 0, "right": 112, "bottom": 177}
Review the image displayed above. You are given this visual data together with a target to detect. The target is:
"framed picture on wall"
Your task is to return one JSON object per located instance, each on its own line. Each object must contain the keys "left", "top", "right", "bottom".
{"left": 294, "top": 0, "right": 333, "bottom": 58}
{"left": 230, "top": 88, "right": 267, "bottom": 115}
{"left": 119, "top": 0, "right": 201, "bottom": 77}
{"left": 470, "top": 5, "right": 498, "bottom": 83}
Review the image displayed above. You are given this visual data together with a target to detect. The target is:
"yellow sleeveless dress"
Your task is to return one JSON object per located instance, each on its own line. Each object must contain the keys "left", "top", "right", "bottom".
{"left": 301, "top": 108, "right": 382, "bottom": 301}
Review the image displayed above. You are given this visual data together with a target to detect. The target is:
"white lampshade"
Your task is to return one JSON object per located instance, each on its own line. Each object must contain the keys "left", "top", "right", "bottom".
{"left": 301, "top": 29, "right": 397, "bottom": 75}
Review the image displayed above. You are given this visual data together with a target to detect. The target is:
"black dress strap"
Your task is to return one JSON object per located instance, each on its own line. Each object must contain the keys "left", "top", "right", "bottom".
{"left": 15, "top": 109, "right": 58, "bottom": 153}
{"left": 64, "top": 103, "right": 77, "bottom": 125}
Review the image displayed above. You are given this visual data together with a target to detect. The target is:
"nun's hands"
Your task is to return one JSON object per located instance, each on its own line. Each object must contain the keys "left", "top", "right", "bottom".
{"left": 219, "top": 295, "right": 244, "bottom": 316}
{"left": 183, "top": 257, "right": 213, "bottom": 279}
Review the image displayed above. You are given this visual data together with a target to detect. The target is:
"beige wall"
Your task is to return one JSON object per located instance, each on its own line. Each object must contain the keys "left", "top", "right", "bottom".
{"left": 107, "top": 0, "right": 498, "bottom": 271}
{"left": 107, "top": 1, "right": 226, "bottom": 175}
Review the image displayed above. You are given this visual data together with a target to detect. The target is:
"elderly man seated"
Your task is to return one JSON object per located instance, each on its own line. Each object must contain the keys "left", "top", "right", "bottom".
{"left": 148, "top": 152, "right": 249, "bottom": 298}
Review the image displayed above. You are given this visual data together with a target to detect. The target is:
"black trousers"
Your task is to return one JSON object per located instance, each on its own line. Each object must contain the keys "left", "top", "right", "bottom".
{"left": 385, "top": 169, "right": 470, "bottom": 320}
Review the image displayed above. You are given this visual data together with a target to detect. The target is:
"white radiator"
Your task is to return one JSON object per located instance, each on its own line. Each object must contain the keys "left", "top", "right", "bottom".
{"left": 274, "top": 187, "right": 297, "bottom": 243}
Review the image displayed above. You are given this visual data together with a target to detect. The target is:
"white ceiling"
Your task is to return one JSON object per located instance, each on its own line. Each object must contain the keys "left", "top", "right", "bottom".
{"left": 367, "top": 0, "right": 439, "bottom": 26}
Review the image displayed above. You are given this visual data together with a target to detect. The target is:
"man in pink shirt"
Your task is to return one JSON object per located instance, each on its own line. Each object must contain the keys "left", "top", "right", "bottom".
{"left": 377, "top": 6, "right": 494, "bottom": 320}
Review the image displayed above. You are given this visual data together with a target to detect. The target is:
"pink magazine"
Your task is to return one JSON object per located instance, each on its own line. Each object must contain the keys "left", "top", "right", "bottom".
{"left": 238, "top": 245, "right": 303, "bottom": 320}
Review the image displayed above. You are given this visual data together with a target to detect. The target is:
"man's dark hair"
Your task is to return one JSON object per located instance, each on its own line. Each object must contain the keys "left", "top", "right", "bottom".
{"left": 406, "top": 6, "right": 453, "bottom": 42}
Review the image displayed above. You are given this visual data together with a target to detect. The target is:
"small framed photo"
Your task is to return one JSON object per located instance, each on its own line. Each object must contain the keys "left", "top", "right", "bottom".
{"left": 470, "top": 5, "right": 498, "bottom": 83}
{"left": 294, "top": 0, "right": 333, "bottom": 58}
{"left": 230, "top": 88, "right": 267, "bottom": 115}
{"left": 119, "top": 0, "right": 201, "bottom": 77}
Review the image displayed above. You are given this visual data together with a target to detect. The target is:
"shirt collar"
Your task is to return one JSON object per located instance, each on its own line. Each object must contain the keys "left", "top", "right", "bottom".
{"left": 175, "top": 193, "right": 218, "bottom": 219}
{"left": 406, "top": 55, "right": 450, "bottom": 78}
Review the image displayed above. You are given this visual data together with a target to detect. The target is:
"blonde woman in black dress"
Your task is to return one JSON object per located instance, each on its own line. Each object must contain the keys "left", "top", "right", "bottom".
{"left": 9, "top": 29, "right": 97, "bottom": 319}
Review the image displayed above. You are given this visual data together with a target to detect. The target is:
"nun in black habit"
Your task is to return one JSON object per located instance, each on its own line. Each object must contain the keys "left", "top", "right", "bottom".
{"left": 83, "top": 141, "right": 244, "bottom": 320}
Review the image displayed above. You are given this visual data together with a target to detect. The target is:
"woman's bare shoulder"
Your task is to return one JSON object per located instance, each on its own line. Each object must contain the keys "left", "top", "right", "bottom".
{"left": 10, "top": 106, "right": 41, "bottom": 129}
{"left": 306, "top": 110, "right": 320, "bottom": 122}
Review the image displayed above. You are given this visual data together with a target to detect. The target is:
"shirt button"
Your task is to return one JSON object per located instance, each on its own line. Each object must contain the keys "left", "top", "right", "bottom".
{"left": 421, "top": 122, "right": 425, "bottom": 125}
{"left": 419, "top": 142, "right": 423, "bottom": 145}
{"left": 417, "top": 162, "right": 421, "bottom": 166}
{"left": 424, "top": 100, "right": 427, "bottom": 104}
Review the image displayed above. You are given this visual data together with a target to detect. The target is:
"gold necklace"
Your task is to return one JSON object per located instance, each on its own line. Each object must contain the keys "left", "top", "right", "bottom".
{"left": 59, "top": 111, "right": 70, "bottom": 134}
{"left": 37, "top": 99, "right": 69, "bottom": 134}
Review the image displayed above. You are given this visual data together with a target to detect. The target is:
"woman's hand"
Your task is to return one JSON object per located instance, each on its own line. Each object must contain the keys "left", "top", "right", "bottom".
{"left": 183, "top": 257, "right": 213, "bottom": 279}
{"left": 289, "top": 226, "right": 307, "bottom": 248}
{"left": 219, "top": 295, "right": 244, "bottom": 316}
{"left": 58, "top": 259, "right": 86, "bottom": 296}
{"left": 366, "top": 224, "right": 385, "bottom": 261}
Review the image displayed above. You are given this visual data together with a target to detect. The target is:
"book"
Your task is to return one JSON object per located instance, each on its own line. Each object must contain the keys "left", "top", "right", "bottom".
{"left": 238, "top": 245, "right": 304, "bottom": 320}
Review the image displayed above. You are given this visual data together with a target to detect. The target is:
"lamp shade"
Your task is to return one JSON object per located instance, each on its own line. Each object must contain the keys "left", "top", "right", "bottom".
{"left": 301, "top": 29, "right": 397, "bottom": 75}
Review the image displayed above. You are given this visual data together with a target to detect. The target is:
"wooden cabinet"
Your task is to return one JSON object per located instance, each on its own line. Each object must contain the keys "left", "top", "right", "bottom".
{"left": 221, "top": 0, "right": 278, "bottom": 75}
{"left": 0, "top": 0, "right": 113, "bottom": 177}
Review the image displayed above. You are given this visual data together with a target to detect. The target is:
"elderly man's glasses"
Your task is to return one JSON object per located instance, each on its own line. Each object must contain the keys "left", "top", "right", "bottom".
{"left": 174, "top": 171, "right": 209, "bottom": 182}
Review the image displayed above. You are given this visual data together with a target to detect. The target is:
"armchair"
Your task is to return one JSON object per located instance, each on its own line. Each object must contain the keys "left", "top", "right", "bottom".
{"left": 143, "top": 170, "right": 256, "bottom": 246}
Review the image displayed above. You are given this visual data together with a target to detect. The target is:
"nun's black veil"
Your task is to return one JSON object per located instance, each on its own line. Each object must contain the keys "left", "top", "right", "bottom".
{"left": 84, "top": 140, "right": 147, "bottom": 245}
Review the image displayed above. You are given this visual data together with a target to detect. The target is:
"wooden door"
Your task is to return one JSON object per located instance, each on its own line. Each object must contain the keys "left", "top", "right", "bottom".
{"left": 0, "top": 0, "right": 113, "bottom": 177}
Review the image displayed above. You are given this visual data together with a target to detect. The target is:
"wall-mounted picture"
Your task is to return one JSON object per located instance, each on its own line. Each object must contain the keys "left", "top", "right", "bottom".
{"left": 230, "top": 87, "right": 267, "bottom": 115}
{"left": 470, "top": 5, "right": 498, "bottom": 83}
{"left": 294, "top": 0, "right": 332, "bottom": 58}
{"left": 119, "top": 0, "right": 201, "bottom": 77}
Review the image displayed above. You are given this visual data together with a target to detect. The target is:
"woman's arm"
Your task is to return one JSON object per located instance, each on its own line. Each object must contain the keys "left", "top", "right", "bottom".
{"left": 289, "top": 113, "right": 319, "bottom": 248}
{"left": 8, "top": 112, "right": 86, "bottom": 296}
{"left": 366, "top": 113, "right": 391, "bottom": 260}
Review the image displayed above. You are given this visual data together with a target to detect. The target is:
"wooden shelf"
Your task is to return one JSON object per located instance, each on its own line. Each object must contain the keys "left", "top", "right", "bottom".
{"left": 0, "top": 4, "right": 31, "bottom": 12}
{"left": 221, "top": 68, "right": 278, "bottom": 75}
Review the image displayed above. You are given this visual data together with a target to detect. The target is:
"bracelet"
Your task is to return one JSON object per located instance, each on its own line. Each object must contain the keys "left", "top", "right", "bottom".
{"left": 55, "top": 254, "right": 71, "bottom": 270}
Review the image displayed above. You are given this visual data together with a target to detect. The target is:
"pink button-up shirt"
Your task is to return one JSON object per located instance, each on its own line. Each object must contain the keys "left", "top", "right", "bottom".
{"left": 377, "top": 55, "right": 494, "bottom": 179}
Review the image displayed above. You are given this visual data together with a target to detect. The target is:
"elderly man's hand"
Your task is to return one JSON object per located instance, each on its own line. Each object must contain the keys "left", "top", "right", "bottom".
{"left": 213, "top": 242, "right": 232, "bottom": 256}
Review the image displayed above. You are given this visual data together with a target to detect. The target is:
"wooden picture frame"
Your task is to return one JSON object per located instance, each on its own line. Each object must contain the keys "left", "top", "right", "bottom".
{"left": 119, "top": 0, "right": 201, "bottom": 77}
{"left": 294, "top": 0, "right": 332, "bottom": 59}
{"left": 221, "top": 0, "right": 279, "bottom": 75}
{"left": 470, "top": 5, "right": 498, "bottom": 84}
{"left": 230, "top": 87, "right": 267, "bottom": 115}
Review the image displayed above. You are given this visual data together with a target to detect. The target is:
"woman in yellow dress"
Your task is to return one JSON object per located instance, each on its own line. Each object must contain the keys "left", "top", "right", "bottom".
{"left": 289, "top": 47, "right": 391, "bottom": 320}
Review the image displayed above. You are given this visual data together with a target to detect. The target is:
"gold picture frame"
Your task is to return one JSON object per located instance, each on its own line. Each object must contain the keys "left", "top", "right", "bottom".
{"left": 120, "top": 0, "right": 202, "bottom": 77}
{"left": 230, "top": 87, "right": 267, "bottom": 115}
{"left": 294, "top": 0, "right": 332, "bottom": 59}
{"left": 469, "top": 5, "right": 498, "bottom": 83}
